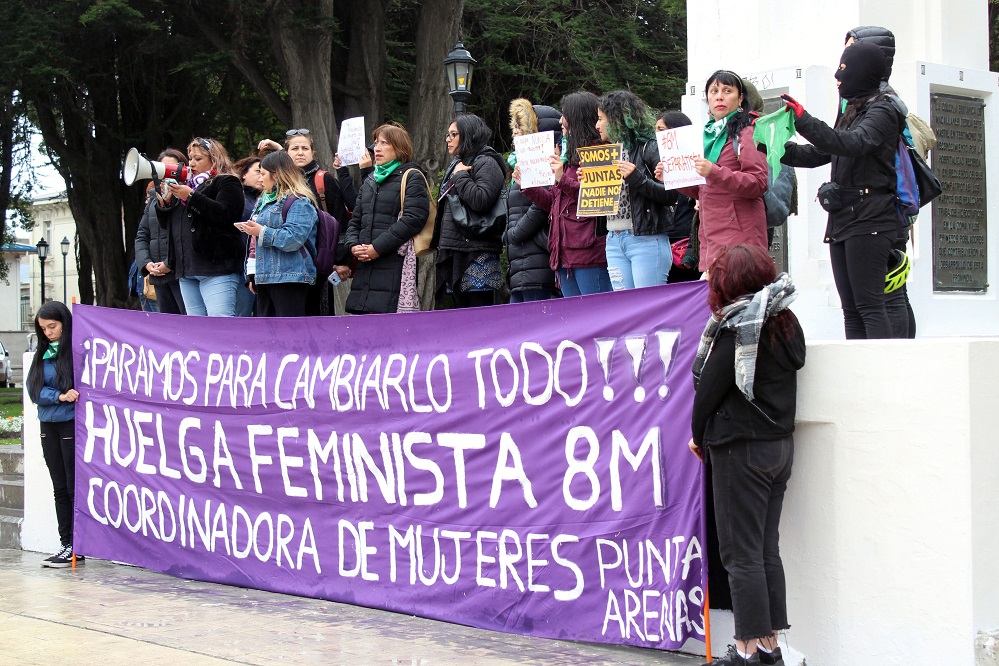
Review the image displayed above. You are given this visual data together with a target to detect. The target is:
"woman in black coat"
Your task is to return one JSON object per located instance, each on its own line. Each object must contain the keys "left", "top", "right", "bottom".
{"left": 435, "top": 114, "right": 506, "bottom": 308}
{"left": 344, "top": 124, "right": 430, "bottom": 314}
{"left": 781, "top": 42, "right": 901, "bottom": 339}
{"left": 160, "top": 138, "right": 245, "bottom": 317}
{"left": 504, "top": 99, "right": 559, "bottom": 302}
{"left": 135, "top": 148, "right": 188, "bottom": 314}
{"left": 689, "top": 244, "right": 805, "bottom": 666}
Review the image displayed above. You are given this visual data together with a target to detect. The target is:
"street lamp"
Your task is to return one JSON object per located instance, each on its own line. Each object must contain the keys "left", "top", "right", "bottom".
{"left": 60, "top": 237, "right": 70, "bottom": 302}
{"left": 36, "top": 238, "right": 49, "bottom": 305}
{"left": 443, "top": 41, "right": 476, "bottom": 114}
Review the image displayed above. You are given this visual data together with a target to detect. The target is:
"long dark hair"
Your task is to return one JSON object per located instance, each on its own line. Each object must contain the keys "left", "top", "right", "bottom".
{"left": 560, "top": 91, "right": 601, "bottom": 167}
{"left": 598, "top": 90, "right": 657, "bottom": 151}
{"left": 27, "top": 301, "right": 74, "bottom": 403}
{"left": 703, "top": 70, "right": 754, "bottom": 140}
{"left": 453, "top": 114, "right": 493, "bottom": 162}
{"left": 835, "top": 91, "right": 882, "bottom": 130}
{"left": 707, "top": 245, "right": 799, "bottom": 343}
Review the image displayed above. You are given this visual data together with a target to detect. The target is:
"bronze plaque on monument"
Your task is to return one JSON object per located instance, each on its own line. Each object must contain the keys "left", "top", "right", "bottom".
{"left": 931, "top": 94, "right": 987, "bottom": 292}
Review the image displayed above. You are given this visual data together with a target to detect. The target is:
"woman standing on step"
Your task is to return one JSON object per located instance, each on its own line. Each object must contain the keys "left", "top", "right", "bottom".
{"left": 27, "top": 301, "right": 83, "bottom": 568}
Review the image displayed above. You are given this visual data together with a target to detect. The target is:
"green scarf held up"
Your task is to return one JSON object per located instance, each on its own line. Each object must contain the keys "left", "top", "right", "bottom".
{"left": 703, "top": 110, "right": 740, "bottom": 164}
{"left": 373, "top": 159, "right": 401, "bottom": 184}
{"left": 43, "top": 340, "right": 60, "bottom": 360}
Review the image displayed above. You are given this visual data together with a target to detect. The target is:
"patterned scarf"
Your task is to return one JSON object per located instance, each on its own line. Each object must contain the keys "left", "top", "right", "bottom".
{"left": 396, "top": 238, "right": 418, "bottom": 313}
{"left": 692, "top": 273, "right": 797, "bottom": 401}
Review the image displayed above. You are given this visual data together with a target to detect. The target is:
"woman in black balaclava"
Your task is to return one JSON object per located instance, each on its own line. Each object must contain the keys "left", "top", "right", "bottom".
{"left": 779, "top": 42, "right": 902, "bottom": 339}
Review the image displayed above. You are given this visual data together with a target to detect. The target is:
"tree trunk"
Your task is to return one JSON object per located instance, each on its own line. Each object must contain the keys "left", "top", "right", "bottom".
{"left": 76, "top": 235, "right": 94, "bottom": 306}
{"left": 407, "top": 0, "right": 465, "bottom": 186}
{"left": 340, "top": 0, "right": 390, "bottom": 141}
{"left": 269, "top": 0, "right": 337, "bottom": 166}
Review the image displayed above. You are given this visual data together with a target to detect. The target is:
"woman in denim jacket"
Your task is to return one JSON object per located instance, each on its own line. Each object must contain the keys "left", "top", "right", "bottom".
{"left": 236, "top": 151, "right": 318, "bottom": 317}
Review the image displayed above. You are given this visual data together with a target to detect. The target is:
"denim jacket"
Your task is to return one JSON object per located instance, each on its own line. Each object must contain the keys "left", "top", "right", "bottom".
{"left": 250, "top": 195, "right": 318, "bottom": 285}
{"left": 34, "top": 357, "right": 74, "bottom": 423}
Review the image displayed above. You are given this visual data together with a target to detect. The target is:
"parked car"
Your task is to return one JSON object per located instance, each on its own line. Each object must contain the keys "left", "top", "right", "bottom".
{"left": 0, "top": 340, "right": 11, "bottom": 388}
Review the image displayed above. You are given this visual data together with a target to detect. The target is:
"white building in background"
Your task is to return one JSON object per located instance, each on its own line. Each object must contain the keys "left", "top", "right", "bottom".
{"left": 683, "top": 0, "right": 998, "bottom": 339}
{"left": 0, "top": 242, "right": 36, "bottom": 331}
{"left": 29, "top": 192, "right": 81, "bottom": 313}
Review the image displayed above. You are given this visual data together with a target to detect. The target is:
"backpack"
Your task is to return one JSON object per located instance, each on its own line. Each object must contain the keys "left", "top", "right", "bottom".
{"left": 732, "top": 131, "right": 797, "bottom": 229}
{"left": 400, "top": 168, "right": 437, "bottom": 256}
{"left": 885, "top": 95, "right": 942, "bottom": 226}
{"left": 281, "top": 195, "right": 340, "bottom": 279}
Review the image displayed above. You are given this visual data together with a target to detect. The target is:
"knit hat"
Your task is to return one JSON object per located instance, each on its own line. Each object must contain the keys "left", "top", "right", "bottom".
{"left": 835, "top": 41, "right": 887, "bottom": 100}
{"left": 742, "top": 79, "right": 765, "bottom": 114}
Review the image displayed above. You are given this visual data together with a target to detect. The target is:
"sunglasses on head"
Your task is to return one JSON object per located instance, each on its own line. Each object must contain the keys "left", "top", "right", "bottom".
{"left": 194, "top": 138, "right": 211, "bottom": 151}
{"left": 286, "top": 128, "right": 311, "bottom": 136}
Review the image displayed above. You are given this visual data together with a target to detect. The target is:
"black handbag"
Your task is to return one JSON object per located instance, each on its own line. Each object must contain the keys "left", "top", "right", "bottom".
{"left": 448, "top": 188, "right": 508, "bottom": 240}
{"left": 908, "top": 146, "right": 943, "bottom": 207}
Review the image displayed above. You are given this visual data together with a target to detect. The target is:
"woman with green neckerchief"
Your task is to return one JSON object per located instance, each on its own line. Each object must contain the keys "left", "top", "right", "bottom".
{"left": 344, "top": 123, "right": 431, "bottom": 314}
{"left": 666, "top": 70, "right": 768, "bottom": 273}
{"left": 27, "top": 301, "right": 83, "bottom": 568}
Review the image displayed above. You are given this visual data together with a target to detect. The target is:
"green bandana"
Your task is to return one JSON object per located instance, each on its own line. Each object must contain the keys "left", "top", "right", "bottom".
{"left": 43, "top": 340, "right": 60, "bottom": 360}
{"left": 703, "top": 110, "right": 739, "bottom": 163}
{"left": 373, "top": 159, "right": 401, "bottom": 184}
{"left": 559, "top": 135, "right": 569, "bottom": 164}
{"left": 253, "top": 189, "right": 278, "bottom": 216}
{"left": 752, "top": 107, "right": 797, "bottom": 180}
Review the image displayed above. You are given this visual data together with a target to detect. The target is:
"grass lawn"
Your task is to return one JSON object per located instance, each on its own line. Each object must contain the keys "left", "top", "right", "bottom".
{"left": 0, "top": 388, "right": 23, "bottom": 446}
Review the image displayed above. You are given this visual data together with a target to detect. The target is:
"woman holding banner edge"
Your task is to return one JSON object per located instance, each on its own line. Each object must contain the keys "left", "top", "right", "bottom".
{"left": 595, "top": 90, "right": 677, "bottom": 290}
{"left": 689, "top": 244, "right": 805, "bottom": 666}
{"left": 520, "top": 91, "right": 611, "bottom": 296}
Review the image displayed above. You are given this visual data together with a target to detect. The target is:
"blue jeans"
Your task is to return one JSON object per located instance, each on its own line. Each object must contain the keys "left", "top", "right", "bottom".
{"left": 557, "top": 267, "right": 612, "bottom": 297}
{"left": 234, "top": 280, "right": 256, "bottom": 317}
{"left": 509, "top": 288, "right": 555, "bottom": 303}
{"left": 179, "top": 274, "right": 239, "bottom": 317}
{"left": 605, "top": 230, "right": 671, "bottom": 290}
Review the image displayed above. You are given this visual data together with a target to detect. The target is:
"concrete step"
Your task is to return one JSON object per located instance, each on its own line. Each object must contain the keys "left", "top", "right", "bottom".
{"left": 0, "top": 446, "right": 24, "bottom": 475}
{"left": 0, "top": 507, "right": 22, "bottom": 550}
{"left": 0, "top": 475, "right": 24, "bottom": 511}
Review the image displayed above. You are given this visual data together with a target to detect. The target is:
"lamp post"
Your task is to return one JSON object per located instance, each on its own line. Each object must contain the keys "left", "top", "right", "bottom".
{"left": 443, "top": 41, "right": 476, "bottom": 114}
{"left": 36, "top": 238, "right": 49, "bottom": 306}
{"left": 60, "top": 237, "right": 70, "bottom": 303}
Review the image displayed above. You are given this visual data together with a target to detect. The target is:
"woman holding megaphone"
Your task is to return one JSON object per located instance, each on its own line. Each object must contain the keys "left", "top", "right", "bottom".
{"left": 157, "top": 137, "right": 245, "bottom": 316}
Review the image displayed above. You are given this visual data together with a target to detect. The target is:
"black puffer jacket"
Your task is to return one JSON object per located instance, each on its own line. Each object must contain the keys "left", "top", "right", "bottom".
{"left": 135, "top": 196, "right": 177, "bottom": 286}
{"left": 344, "top": 163, "right": 430, "bottom": 313}
{"left": 436, "top": 148, "right": 506, "bottom": 253}
{"left": 692, "top": 318, "right": 806, "bottom": 447}
{"left": 625, "top": 139, "right": 678, "bottom": 236}
{"left": 503, "top": 182, "right": 556, "bottom": 293}
{"left": 157, "top": 174, "right": 245, "bottom": 277}
{"left": 781, "top": 96, "right": 901, "bottom": 244}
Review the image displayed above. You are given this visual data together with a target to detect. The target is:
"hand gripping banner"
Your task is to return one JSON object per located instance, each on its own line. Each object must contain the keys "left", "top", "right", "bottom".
{"left": 73, "top": 282, "right": 710, "bottom": 650}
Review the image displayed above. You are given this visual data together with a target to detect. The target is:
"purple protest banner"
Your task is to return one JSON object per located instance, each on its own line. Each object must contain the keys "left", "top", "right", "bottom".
{"left": 73, "top": 282, "right": 710, "bottom": 651}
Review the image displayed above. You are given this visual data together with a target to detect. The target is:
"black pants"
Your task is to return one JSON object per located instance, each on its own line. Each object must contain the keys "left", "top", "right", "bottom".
{"left": 829, "top": 232, "right": 893, "bottom": 339}
{"left": 709, "top": 436, "right": 794, "bottom": 641}
{"left": 40, "top": 420, "right": 76, "bottom": 547}
{"left": 255, "top": 282, "right": 309, "bottom": 317}
{"left": 154, "top": 281, "right": 187, "bottom": 315}
{"left": 453, "top": 290, "right": 495, "bottom": 308}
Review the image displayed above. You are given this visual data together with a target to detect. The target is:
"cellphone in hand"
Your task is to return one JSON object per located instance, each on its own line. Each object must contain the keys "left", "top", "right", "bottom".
{"left": 328, "top": 271, "right": 342, "bottom": 286}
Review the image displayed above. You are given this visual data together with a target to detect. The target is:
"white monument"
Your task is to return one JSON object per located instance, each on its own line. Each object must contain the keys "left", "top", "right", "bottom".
{"left": 683, "top": 0, "right": 998, "bottom": 339}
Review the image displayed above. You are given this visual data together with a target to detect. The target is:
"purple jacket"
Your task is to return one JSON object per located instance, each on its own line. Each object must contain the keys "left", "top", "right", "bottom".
{"left": 524, "top": 164, "right": 607, "bottom": 271}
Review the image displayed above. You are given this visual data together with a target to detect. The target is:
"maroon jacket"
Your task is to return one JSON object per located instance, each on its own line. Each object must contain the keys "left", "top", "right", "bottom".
{"left": 680, "top": 125, "right": 768, "bottom": 271}
{"left": 523, "top": 164, "right": 607, "bottom": 271}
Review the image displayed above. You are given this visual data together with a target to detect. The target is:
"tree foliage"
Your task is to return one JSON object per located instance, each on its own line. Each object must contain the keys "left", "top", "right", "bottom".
{"left": 3, "top": 0, "right": 687, "bottom": 306}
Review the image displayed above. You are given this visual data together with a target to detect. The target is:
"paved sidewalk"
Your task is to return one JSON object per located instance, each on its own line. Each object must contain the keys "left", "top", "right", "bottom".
{"left": 0, "top": 549, "right": 700, "bottom": 665}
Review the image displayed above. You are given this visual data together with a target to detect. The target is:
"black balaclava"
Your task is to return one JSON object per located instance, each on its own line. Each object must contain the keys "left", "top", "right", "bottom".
{"left": 835, "top": 41, "right": 887, "bottom": 100}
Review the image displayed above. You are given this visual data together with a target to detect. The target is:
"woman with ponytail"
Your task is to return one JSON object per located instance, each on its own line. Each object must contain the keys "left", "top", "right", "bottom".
{"left": 659, "top": 71, "right": 768, "bottom": 273}
{"left": 27, "top": 302, "right": 82, "bottom": 568}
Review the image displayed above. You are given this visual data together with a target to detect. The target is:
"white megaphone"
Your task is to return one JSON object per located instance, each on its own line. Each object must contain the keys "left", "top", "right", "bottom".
{"left": 122, "top": 147, "right": 191, "bottom": 186}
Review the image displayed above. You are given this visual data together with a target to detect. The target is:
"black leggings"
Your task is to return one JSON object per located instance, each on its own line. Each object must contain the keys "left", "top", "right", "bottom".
{"left": 829, "top": 232, "right": 893, "bottom": 339}
{"left": 40, "top": 420, "right": 76, "bottom": 547}
{"left": 256, "top": 282, "right": 309, "bottom": 317}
